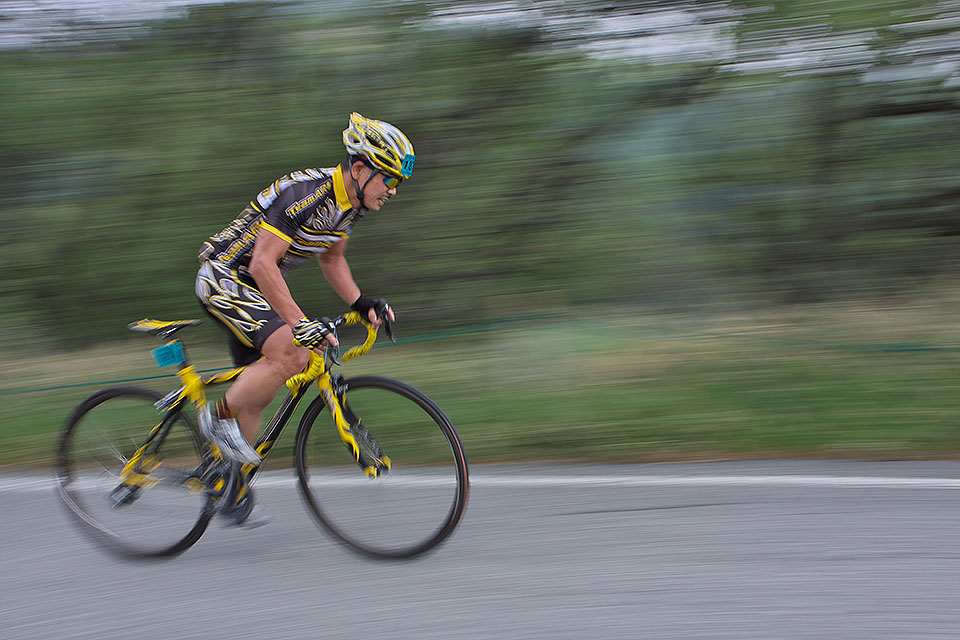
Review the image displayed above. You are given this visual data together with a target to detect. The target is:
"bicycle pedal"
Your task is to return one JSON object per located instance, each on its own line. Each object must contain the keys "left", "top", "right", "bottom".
{"left": 219, "top": 499, "right": 253, "bottom": 523}
{"left": 218, "top": 492, "right": 272, "bottom": 529}
{"left": 109, "top": 484, "right": 141, "bottom": 509}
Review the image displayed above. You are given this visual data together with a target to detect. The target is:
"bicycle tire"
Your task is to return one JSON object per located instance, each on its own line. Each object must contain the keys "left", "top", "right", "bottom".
{"left": 295, "top": 376, "right": 468, "bottom": 559}
{"left": 56, "top": 386, "right": 213, "bottom": 558}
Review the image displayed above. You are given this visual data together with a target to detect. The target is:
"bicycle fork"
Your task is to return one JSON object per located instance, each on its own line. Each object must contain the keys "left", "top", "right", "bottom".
{"left": 323, "top": 374, "right": 391, "bottom": 478}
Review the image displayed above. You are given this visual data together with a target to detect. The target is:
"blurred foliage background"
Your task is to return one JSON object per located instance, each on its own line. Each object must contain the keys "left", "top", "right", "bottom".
{"left": 3, "top": 0, "right": 959, "bottom": 348}
{"left": 2, "top": 0, "right": 960, "bottom": 463}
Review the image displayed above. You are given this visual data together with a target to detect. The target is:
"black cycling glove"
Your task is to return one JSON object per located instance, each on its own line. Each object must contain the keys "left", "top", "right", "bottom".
{"left": 351, "top": 295, "right": 391, "bottom": 320}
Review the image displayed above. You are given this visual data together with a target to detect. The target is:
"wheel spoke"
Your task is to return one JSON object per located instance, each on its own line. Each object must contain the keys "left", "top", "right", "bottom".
{"left": 56, "top": 387, "right": 213, "bottom": 558}
{"left": 296, "top": 376, "right": 468, "bottom": 559}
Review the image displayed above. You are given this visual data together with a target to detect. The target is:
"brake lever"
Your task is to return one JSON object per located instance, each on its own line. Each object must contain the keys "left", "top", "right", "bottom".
{"left": 382, "top": 316, "right": 397, "bottom": 344}
{"left": 327, "top": 344, "right": 342, "bottom": 366}
{"left": 327, "top": 329, "right": 342, "bottom": 366}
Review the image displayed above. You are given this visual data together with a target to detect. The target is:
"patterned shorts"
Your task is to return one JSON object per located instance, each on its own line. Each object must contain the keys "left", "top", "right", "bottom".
{"left": 195, "top": 260, "right": 287, "bottom": 366}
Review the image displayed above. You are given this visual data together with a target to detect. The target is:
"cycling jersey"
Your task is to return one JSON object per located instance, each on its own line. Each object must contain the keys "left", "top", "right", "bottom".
{"left": 198, "top": 165, "right": 358, "bottom": 275}
{"left": 196, "top": 164, "right": 359, "bottom": 364}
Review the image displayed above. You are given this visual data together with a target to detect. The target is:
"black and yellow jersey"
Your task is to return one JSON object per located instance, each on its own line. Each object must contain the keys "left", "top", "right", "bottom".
{"left": 199, "top": 165, "right": 358, "bottom": 275}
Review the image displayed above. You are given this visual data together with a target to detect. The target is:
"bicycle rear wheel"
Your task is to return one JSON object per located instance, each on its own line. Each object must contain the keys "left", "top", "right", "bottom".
{"left": 295, "top": 376, "right": 469, "bottom": 559}
{"left": 56, "top": 387, "right": 213, "bottom": 558}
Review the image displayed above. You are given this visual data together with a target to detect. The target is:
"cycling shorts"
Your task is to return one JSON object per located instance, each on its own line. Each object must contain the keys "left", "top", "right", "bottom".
{"left": 195, "top": 260, "right": 287, "bottom": 366}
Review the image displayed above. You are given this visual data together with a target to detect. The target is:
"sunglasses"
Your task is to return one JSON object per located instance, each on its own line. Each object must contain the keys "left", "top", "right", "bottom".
{"left": 378, "top": 172, "right": 403, "bottom": 189}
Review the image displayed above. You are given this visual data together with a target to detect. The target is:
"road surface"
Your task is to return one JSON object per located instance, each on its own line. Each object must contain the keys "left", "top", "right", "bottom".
{"left": 3, "top": 461, "right": 959, "bottom": 639}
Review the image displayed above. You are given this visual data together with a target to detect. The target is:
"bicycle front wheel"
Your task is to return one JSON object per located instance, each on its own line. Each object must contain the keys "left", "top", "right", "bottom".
{"left": 295, "top": 376, "right": 469, "bottom": 559}
{"left": 56, "top": 387, "right": 213, "bottom": 558}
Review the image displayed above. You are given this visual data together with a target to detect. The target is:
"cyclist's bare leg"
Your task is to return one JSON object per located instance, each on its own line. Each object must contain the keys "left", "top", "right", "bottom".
{"left": 224, "top": 325, "right": 309, "bottom": 443}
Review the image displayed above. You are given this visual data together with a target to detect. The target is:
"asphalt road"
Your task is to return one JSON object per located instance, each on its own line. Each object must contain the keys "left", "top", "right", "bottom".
{"left": 3, "top": 461, "right": 960, "bottom": 639}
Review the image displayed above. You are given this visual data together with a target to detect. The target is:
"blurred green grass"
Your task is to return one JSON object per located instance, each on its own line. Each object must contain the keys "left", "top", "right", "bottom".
{"left": 2, "top": 304, "right": 959, "bottom": 468}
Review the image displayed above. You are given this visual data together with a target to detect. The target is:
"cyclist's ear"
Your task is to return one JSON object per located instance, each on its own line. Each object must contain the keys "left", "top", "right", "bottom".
{"left": 350, "top": 160, "right": 369, "bottom": 180}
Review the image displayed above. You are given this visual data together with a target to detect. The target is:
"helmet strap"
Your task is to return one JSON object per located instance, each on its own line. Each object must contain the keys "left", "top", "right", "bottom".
{"left": 345, "top": 153, "right": 369, "bottom": 216}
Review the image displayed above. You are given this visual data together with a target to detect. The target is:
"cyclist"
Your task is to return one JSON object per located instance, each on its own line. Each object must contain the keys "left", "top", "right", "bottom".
{"left": 195, "top": 112, "right": 410, "bottom": 470}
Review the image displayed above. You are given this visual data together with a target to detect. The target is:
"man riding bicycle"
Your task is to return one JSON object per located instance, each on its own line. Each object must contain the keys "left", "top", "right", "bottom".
{"left": 195, "top": 112, "right": 410, "bottom": 469}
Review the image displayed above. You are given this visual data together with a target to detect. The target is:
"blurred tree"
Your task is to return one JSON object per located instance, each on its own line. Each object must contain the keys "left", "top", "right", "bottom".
{"left": 1, "top": 0, "right": 958, "bottom": 349}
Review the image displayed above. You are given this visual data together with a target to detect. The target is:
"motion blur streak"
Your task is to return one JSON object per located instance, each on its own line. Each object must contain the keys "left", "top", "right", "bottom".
{"left": 3, "top": 0, "right": 960, "bottom": 468}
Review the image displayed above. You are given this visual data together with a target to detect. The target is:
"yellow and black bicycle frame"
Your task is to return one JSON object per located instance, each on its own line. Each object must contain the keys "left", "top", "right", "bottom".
{"left": 118, "top": 312, "right": 387, "bottom": 498}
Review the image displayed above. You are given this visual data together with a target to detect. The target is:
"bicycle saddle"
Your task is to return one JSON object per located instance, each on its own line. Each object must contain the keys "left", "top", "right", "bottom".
{"left": 128, "top": 318, "right": 203, "bottom": 339}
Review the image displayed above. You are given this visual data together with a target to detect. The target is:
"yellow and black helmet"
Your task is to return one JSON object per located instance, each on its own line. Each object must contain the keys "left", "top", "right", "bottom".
{"left": 343, "top": 112, "right": 415, "bottom": 179}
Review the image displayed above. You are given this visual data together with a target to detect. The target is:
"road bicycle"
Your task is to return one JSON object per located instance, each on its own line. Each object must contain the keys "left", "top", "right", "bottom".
{"left": 55, "top": 312, "right": 469, "bottom": 560}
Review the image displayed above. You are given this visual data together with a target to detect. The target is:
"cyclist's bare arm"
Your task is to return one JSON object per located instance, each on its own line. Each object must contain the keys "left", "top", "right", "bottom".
{"left": 317, "top": 238, "right": 362, "bottom": 305}
{"left": 248, "top": 229, "right": 306, "bottom": 325}
{"left": 319, "top": 239, "right": 395, "bottom": 329}
{"left": 249, "top": 229, "right": 338, "bottom": 347}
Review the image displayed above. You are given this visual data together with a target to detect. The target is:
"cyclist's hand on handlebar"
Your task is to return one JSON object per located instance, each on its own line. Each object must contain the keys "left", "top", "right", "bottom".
{"left": 292, "top": 316, "right": 339, "bottom": 349}
{"left": 351, "top": 295, "right": 395, "bottom": 329}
